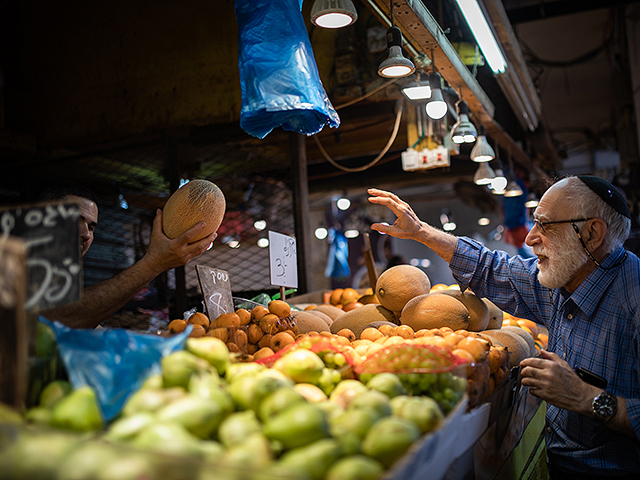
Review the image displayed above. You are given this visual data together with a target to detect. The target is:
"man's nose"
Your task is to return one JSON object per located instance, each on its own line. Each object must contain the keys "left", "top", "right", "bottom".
{"left": 525, "top": 225, "right": 538, "bottom": 247}
{"left": 79, "top": 222, "right": 90, "bottom": 239}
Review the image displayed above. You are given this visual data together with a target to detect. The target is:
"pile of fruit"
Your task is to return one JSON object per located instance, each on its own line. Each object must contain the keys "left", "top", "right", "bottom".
{"left": 2, "top": 333, "right": 466, "bottom": 480}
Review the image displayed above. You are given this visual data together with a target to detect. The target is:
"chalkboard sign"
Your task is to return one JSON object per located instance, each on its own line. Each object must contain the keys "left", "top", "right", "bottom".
{"left": 196, "top": 265, "right": 234, "bottom": 321}
{"left": 0, "top": 201, "right": 82, "bottom": 311}
{"left": 268, "top": 231, "right": 298, "bottom": 289}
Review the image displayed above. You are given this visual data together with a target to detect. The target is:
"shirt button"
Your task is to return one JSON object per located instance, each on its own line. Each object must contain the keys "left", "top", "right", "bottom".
{"left": 563, "top": 353, "right": 566, "bottom": 359}
{"left": 547, "top": 427, "right": 552, "bottom": 433}
{"left": 568, "top": 314, "right": 573, "bottom": 319}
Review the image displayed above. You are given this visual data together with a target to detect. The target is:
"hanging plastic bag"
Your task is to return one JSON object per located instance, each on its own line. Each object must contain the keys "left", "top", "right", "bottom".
{"left": 324, "top": 228, "right": 350, "bottom": 280}
{"left": 234, "top": 0, "right": 340, "bottom": 139}
{"left": 39, "top": 317, "right": 189, "bottom": 422}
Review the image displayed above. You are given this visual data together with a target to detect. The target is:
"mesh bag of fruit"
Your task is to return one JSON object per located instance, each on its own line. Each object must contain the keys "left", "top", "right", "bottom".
{"left": 355, "top": 343, "right": 466, "bottom": 375}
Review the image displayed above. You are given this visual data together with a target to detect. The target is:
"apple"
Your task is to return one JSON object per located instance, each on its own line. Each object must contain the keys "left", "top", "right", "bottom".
{"left": 186, "top": 337, "right": 230, "bottom": 376}
{"left": 365, "top": 373, "right": 407, "bottom": 398}
{"left": 326, "top": 455, "right": 384, "bottom": 480}
{"left": 263, "top": 403, "right": 330, "bottom": 450}
{"left": 273, "top": 349, "right": 324, "bottom": 384}
{"left": 217, "top": 410, "right": 262, "bottom": 448}
{"left": 278, "top": 438, "right": 342, "bottom": 480}
{"left": 361, "top": 416, "right": 421, "bottom": 467}
{"left": 51, "top": 386, "right": 103, "bottom": 432}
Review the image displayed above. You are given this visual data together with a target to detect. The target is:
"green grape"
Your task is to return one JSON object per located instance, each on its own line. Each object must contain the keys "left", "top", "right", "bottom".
{"left": 331, "top": 369, "right": 342, "bottom": 384}
{"left": 333, "top": 353, "right": 346, "bottom": 367}
{"left": 324, "top": 351, "right": 336, "bottom": 366}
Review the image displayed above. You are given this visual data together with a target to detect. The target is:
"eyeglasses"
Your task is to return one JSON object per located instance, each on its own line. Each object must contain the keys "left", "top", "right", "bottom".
{"left": 532, "top": 217, "right": 594, "bottom": 234}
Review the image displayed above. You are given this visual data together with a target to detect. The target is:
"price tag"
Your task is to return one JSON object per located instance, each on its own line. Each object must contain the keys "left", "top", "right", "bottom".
{"left": 0, "top": 201, "right": 82, "bottom": 311}
{"left": 268, "top": 231, "right": 298, "bottom": 289}
{"left": 195, "top": 265, "right": 235, "bottom": 321}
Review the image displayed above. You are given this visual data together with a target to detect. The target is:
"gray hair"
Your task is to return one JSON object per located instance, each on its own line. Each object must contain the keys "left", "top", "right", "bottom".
{"left": 559, "top": 176, "right": 631, "bottom": 253}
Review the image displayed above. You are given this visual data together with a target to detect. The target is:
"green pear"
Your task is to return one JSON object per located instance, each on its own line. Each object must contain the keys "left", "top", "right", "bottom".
{"left": 220, "top": 432, "right": 273, "bottom": 469}
{"left": 347, "top": 390, "right": 392, "bottom": 419}
{"left": 132, "top": 421, "right": 204, "bottom": 457}
{"left": 162, "top": 350, "right": 212, "bottom": 389}
{"left": 389, "top": 395, "right": 412, "bottom": 413}
{"left": 186, "top": 337, "right": 230, "bottom": 376}
{"left": 51, "top": 386, "right": 103, "bottom": 432}
{"left": 121, "top": 387, "right": 185, "bottom": 416}
{"left": 329, "top": 379, "right": 368, "bottom": 409}
{"left": 25, "top": 406, "right": 54, "bottom": 425}
{"left": 157, "top": 394, "right": 228, "bottom": 439}
{"left": 332, "top": 429, "right": 361, "bottom": 456}
{"left": 278, "top": 439, "right": 342, "bottom": 480}
{"left": 326, "top": 455, "right": 384, "bottom": 480}
{"left": 141, "top": 373, "right": 164, "bottom": 389}
{"left": 189, "top": 373, "right": 234, "bottom": 415}
{"left": 249, "top": 370, "right": 295, "bottom": 412}
{"left": 218, "top": 410, "right": 262, "bottom": 448}
{"left": 228, "top": 374, "right": 259, "bottom": 411}
{"left": 35, "top": 321, "right": 57, "bottom": 358}
{"left": 0, "top": 402, "right": 23, "bottom": 425}
{"left": 392, "top": 395, "right": 443, "bottom": 434}
{"left": 273, "top": 349, "right": 325, "bottom": 384}
{"left": 194, "top": 439, "right": 225, "bottom": 463}
{"left": 225, "top": 362, "right": 265, "bottom": 384}
{"left": 258, "top": 386, "right": 306, "bottom": 422}
{"left": 56, "top": 441, "right": 120, "bottom": 480}
{"left": 361, "top": 416, "right": 421, "bottom": 467}
{"left": 95, "top": 453, "right": 157, "bottom": 480}
{"left": 330, "top": 408, "right": 379, "bottom": 439}
{"left": 103, "top": 412, "right": 155, "bottom": 442}
{"left": 39, "top": 380, "right": 72, "bottom": 408}
{"left": 315, "top": 400, "right": 345, "bottom": 421}
{"left": 0, "top": 431, "right": 78, "bottom": 479}
{"left": 365, "top": 373, "right": 407, "bottom": 398}
{"left": 263, "top": 403, "right": 330, "bottom": 450}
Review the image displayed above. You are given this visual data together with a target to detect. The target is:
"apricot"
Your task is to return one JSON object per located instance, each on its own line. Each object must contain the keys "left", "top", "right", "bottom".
{"left": 189, "top": 312, "right": 210, "bottom": 328}
{"left": 168, "top": 319, "right": 187, "bottom": 334}
{"left": 395, "top": 325, "right": 415, "bottom": 339}
{"left": 360, "top": 327, "right": 384, "bottom": 342}
{"left": 270, "top": 331, "right": 295, "bottom": 352}
{"left": 251, "top": 305, "right": 270, "bottom": 323}
{"left": 189, "top": 324, "right": 207, "bottom": 338}
{"left": 254, "top": 347, "right": 275, "bottom": 361}
{"left": 236, "top": 308, "right": 251, "bottom": 326}
{"left": 268, "top": 300, "right": 291, "bottom": 318}
{"left": 336, "top": 328, "right": 356, "bottom": 342}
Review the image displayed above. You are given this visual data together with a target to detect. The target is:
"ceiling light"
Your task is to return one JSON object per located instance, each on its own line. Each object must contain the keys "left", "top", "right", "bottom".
{"left": 450, "top": 100, "right": 477, "bottom": 144}
{"left": 310, "top": 0, "right": 358, "bottom": 29}
{"left": 254, "top": 219, "right": 267, "bottom": 231}
{"left": 257, "top": 238, "right": 269, "bottom": 248}
{"left": 470, "top": 125, "right": 495, "bottom": 162}
{"left": 378, "top": 26, "right": 415, "bottom": 78}
{"left": 478, "top": 217, "right": 490, "bottom": 226}
{"left": 473, "top": 162, "right": 495, "bottom": 185}
{"left": 401, "top": 72, "right": 431, "bottom": 101}
{"left": 315, "top": 227, "right": 328, "bottom": 240}
{"left": 426, "top": 72, "right": 447, "bottom": 119}
{"left": 454, "top": 0, "right": 507, "bottom": 74}
{"left": 524, "top": 193, "right": 539, "bottom": 208}
{"left": 504, "top": 176, "right": 524, "bottom": 197}
{"left": 337, "top": 197, "right": 351, "bottom": 210}
{"left": 345, "top": 229, "right": 359, "bottom": 238}
{"left": 491, "top": 168, "right": 508, "bottom": 192}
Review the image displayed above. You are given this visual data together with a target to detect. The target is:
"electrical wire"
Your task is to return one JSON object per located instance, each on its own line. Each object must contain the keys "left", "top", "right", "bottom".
{"left": 334, "top": 78, "right": 399, "bottom": 110}
{"left": 313, "top": 102, "right": 404, "bottom": 173}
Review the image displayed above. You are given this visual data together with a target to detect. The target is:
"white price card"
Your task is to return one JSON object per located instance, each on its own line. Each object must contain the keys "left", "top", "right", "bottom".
{"left": 268, "top": 231, "right": 298, "bottom": 289}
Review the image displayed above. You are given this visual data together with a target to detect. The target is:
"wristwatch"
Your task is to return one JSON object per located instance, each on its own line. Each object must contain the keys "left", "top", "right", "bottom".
{"left": 592, "top": 391, "right": 617, "bottom": 422}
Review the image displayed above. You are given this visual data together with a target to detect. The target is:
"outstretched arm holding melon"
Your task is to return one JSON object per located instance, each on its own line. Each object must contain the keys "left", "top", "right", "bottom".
{"left": 368, "top": 188, "right": 457, "bottom": 263}
{"left": 42, "top": 210, "right": 216, "bottom": 329}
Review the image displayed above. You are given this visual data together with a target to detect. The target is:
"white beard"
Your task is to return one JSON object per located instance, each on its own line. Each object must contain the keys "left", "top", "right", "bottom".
{"left": 534, "top": 230, "right": 590, "bottom": 289}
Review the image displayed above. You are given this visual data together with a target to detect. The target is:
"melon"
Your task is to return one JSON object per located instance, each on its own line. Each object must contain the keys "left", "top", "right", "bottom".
{"left": 432, "top": 289, "right": 489, "bottom": 331}
{"left": 162, "top": 179, "right": 226, "bottom": 241}
{"left": 500, "top": 326, "right": 537, "bottom": 356}
{"left": 482, "top": 298, "right": 503, "bottom": 330}
{"left": 481, "top": 330, "right": 531, "bottom": 369}
{"left": 292, "top": 311, "right": 331, "bottom": 334}
{"left": 400, "top": 293, "right": 470, "bottom": 331}
{"left": 308, "top": 309, "right": 333, "bottom": 327}
{"left": 375, "top": 265, "right": 431, "bottom": 313}
{"left": 311, "top": 305, "right": 345, "bottom": 322}
{"left": 329, "top": 304, "right": 397, "bottom": 339}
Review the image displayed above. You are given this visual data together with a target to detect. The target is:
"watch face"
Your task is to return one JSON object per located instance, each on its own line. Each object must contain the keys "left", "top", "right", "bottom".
{"left": 593, "top": 392, "right": 617, "bottom": 420}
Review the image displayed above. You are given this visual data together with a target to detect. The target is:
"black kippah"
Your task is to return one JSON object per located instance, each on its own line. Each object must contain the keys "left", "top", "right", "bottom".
{"left": 577, "top": 175, "right": 631, "bottom": 219}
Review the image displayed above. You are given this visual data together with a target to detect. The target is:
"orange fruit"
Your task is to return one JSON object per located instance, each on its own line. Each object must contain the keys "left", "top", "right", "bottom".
{"left": 340, "top": 288, "right": 361, "bottom": 305}
{"left": 168, "top": 319, "right": 187, "bottom": 334}
{"left": 452, "top": 348, "right": 475, "bottom": 364}
{"left": 189, "top": 312, "right": 210, "bottom": 328}
{"left": 329, "top": 288, "right": 344, "bottom": 306}
{"left": 251, "top": 305, "right": 270, "bottom": 323}
{"left": 236, "top": 308, "right": 251, "bottom": 326}
{"left": 360, "top": 327, "right": 384, "bottom": 342}
{"left": 456, "top": 337, "right": 489, "bottom": 363}
{"left": 336, "top": 328, "right": 356, "bottom": 342}
{"left": 189, "top": 324, "right": 207, "bottom": 338}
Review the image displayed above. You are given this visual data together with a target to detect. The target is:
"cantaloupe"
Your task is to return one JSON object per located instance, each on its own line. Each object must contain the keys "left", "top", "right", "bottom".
{"left": 501, "top": 326, "right": 537, "bottom": 356}
{"left": 162, "top": 179, "right": 226, "bottom": 241}
{"left": 329, "top": 304, "right": 397, "bottom": 339}
{"left": 311, "top": 305, "right": 345, "bottom": 322}
{"left": 292, "top": 311, "right": 331, "bottom": 334}
{"left": 482, "top": 298, "right": 503, "bottom": 330}
{"left": 400, "top": 293, "right": 470, "bottom": 332}
{"left": 481, "top": 330, "right": 531, "bottom": 369}
{"left": 432, "top": 289, "right": 489, "bottom": 331}
{"left": 375, "top": 265, "right": 431, "bottom": 313}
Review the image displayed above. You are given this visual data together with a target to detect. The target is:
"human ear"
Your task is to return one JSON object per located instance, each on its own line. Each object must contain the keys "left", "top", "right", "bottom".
{"left": 586, "top": 218, "right": 607, "bottom": 248}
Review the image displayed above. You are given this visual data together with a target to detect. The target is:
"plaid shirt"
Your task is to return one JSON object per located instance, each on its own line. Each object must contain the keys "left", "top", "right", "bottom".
{"left": 450, "top": 237, "right": 640, "bottom": 475}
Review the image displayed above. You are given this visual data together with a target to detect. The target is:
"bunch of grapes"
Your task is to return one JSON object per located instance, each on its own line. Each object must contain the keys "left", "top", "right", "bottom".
{"left": 395, "top": 372, "right": 466, "bottom": 414}
{"left": 314, "top": 350, "right": 349, "bottom": 395}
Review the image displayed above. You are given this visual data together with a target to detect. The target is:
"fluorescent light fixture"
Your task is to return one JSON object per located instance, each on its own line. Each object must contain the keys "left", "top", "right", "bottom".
{"left": 315, "top": 227, "right": 328, "bottom": 240}
{"left": 450, "top": 100, "right": 477, "bottom": 144}
{"left": 311, "top": 0, "right": 358, "bottom": 29}
{"left": 426, "top": 72, "right": 447, "bottom": 119}
{"left": 470, "top": 125, "right": 495, "bottom": 162}
{"left": 491, "top": 168, "right": 507, "bottom": 191}
{"left": 337, "top": 197, "right": 351, "bottom": 210}
{"left": 455, "top": 0, "right": 507, "bottom": 74}
{"left": 402, "top": 73, "right": 431, "bottom": 101}
{"left": 473, "top": 162, "right": 495, "bottom": 185}
{"left": 378, "top": 27, "right": 415, "bottom": 78}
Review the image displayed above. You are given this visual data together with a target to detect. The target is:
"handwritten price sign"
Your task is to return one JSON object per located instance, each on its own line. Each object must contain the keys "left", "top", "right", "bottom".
{"left": 195, "top": 265, "right": 234, "bottom": 321}
{"left": 0, "top": 202, "right": 82, "bottom": 311}
{"left": 268, "top": 231, "right": 298, "bottom": 289}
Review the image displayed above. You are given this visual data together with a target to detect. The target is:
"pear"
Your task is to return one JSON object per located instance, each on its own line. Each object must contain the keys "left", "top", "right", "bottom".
{"left": 141, "top": 373, "right": 164, "bottom": 389}
{"left": 326, "top": 455, "right": 384, "bottom": 480}
{"left": 315, "top": 400, "right": 345, "bottom": 421}
{"left": 157, "top": 394, "right": 228, "bottom": 439}
{"left": 365, "top": 373, "right": 407, "bottom": 398}
{"left": 162, "top": 350, "right": 212, "bottom": 389}
{"left": 189, "top": 373, "right": 234, "bottom": 415}
{"left": 35, "top": 321, "right": 57, "bottom": 358}
{"left": 132, "top": 421, "right": 203, "bottom": 456}
{"left": 330, "top": 408, "right": 378, "bottom": 439}
{"left": 249, "top": 370, "right": 295, "bottom": 412}
{"left": 39, "top": 380, "right": 72, "bottom": 408}
{"left": 332, "top": 429, "right": 361, "bottom": 456}
{"left": 103, "top": 412, "right": 155, "bottom": 442}
{"left": 273, "top": 349, "right": 325, "bottom": 384}
{"left": 0, "top": 431, "right": 78, "bottom": 479}
{"left": 225, "top": 361, "right": 265, "bottom": 384}
{"left": 95, "top": 453, "right": 157, "bottom": 480}
{"left": 186, "top": 337, "right": 230, "bottom": 376}
{"left": 220, "top": 432, "right": 273, "bottom": 469}
{"left": 347, "top": 390, "right": 392, "bottom": 419}
{"left": 121, "top": 387, "right": 185, "bottom": 416}
{"left": 329, "top": 380, "right": 368, "bottom": 409}
{"left": 56, "top": 441, "right": 120, "bottom": 480}
{"left": 361, "top": 416, "right": 421, "bottom": 467}
{"left": 392, "top": 395, "right": 443, "bottom": 434}
{"left": 263, "top": 403, "right": 330, "bottom": 450}
{"left": 218, "top": 410, "right": 262, "bottom": 448}
{"left": 0, "top": 402, "right": 23, "bottom": 425}
{"left": 258, "top": 386, "right": 306, "bottom": 422}
{"left": 24, "top": 406, "right": 53, "bottom": 425}
{"left": 278, "top": 439, "right": 342, "bottom": 480}
{"left": 51, "top": 386, "right": 103, "bottom": 432}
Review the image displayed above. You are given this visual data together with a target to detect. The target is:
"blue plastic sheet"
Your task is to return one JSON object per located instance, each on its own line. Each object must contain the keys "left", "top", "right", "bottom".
{"left": 235, "top": 0, "right": 340, "bottom": 139}
{"left": 40, "top": 317, "right": 189, "bottom": 422}
{"left": 324, "top": 228, "right": 350, "bottom": 280}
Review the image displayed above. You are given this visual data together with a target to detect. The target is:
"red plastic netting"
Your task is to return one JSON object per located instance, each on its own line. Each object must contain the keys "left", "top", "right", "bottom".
{"left": 355, "top": 342, "right": 467, "bottom": 375}
{"left": 255, "top": 336, "right": 357, "bottom": 369}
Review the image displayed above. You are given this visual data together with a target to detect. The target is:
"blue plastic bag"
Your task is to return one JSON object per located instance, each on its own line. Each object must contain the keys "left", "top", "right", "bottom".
{"left": 324, "top": 228, "right": 350, "bottom": 280}
{"left": 40, "top": 317, "right": 189, "bottom": 422}
{"left": 235, "top": 0, "right": 340, "bottom": 138}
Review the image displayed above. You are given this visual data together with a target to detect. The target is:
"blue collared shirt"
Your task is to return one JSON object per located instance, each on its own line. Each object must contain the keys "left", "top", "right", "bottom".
{"left": 449, "top": 237, "right": 640, "bottom": 474}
